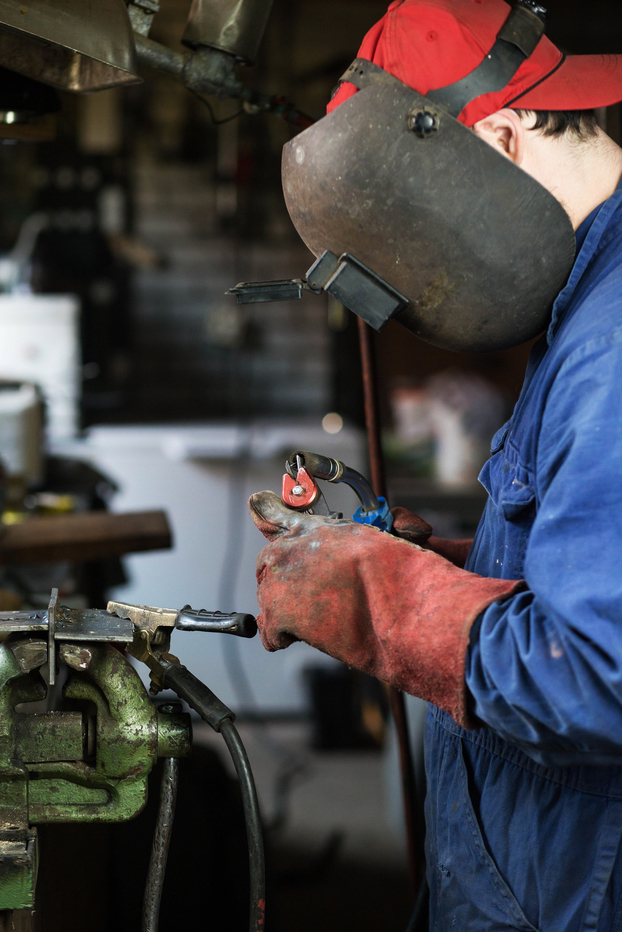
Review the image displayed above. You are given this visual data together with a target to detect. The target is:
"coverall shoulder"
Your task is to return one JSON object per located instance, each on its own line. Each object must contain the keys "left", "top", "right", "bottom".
{"left": 426, "top": 186, "right": 622, "bottom": 932}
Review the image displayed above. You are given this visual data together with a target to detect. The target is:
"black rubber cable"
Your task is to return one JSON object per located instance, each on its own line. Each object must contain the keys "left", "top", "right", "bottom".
{"left": 189, "top": 88, "right": 245, "bottom": 124}
{"left": 221, "top": 718, "right": 266, "bottom": 932}
{"left": 142, "top": 757, "right": 180, "bottom": 932}
{"left": 161, "top": 663, "right": 266, "bottom": 932}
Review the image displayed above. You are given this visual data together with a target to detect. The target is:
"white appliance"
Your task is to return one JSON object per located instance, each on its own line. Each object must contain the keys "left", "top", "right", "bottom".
{"left": 0, "top": 295, "right": 80, "bottom": 441}
{"left": 0, "top": 381, "right": 43, "bottom": 485}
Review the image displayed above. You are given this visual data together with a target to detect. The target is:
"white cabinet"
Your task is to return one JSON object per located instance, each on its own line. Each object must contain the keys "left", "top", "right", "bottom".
{"left": 0, "top": 295, "right": 80, "bottom": 441}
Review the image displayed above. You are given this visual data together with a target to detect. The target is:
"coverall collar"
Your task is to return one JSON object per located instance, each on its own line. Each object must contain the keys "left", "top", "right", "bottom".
{"left": 547, "top": 183, "right": 622, "bottom": 344}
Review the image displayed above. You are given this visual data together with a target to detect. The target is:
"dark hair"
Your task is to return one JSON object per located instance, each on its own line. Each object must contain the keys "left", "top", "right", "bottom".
{"left": 513, "top": 109, "right": 600, "bottom": 141}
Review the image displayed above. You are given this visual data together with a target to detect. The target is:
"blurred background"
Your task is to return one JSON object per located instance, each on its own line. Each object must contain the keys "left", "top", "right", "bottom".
{"left": 0, "top": 0, "right": 621, "bottom": 929}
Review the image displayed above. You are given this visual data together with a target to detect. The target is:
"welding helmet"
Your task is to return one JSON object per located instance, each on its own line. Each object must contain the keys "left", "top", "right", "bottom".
{"left": 281, "top": 0, "right": 622, "bottom": 353}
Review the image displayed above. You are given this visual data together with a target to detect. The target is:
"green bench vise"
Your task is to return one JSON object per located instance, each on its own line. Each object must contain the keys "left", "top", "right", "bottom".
{"left": 0, "top": 589, "right": 257, "bottom": 921}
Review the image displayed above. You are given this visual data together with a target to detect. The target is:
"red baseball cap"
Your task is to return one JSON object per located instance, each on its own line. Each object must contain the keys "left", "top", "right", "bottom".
{"left": 328, "top": 0, "right": 622, "bottom": 126}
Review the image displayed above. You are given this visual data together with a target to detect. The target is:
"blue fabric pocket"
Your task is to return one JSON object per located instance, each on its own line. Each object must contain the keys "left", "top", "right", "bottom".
{"left": 499, "top": 478, "right": 536, "bottom": 521}
{"left": 476, "top": 440, "right": 536, "bottom": 579}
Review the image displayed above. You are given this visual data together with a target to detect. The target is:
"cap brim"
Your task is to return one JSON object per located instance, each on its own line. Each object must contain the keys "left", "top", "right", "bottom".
{"left": 513, "top": 54, "right": 622, "bottom": 112}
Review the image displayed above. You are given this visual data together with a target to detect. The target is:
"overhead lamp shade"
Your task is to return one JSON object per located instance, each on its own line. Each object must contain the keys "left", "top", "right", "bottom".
{"left": 182, "top": 0, "right": 274, "bottom": 64}
{"left": 0, "top": 0, "right": 141, "bottom": 92}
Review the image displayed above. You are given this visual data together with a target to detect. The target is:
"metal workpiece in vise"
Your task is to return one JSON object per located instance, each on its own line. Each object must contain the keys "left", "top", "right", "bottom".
{"left": 0, "top": 588, "right": 261, "bottom": 927}
{"left": 282, "top": 450, "right": 394, "bottom": 533}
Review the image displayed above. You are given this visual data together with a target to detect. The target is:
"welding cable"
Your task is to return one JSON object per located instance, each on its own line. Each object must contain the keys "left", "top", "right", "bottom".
{"left": 161, "top": 662, "right": 266, "bottom": 932}
{"left": 221, "top": 718, "right": 266, "bottom": 932}
{"left": 142, "top": 757, "right": 180, "bottom": 932}
{"left": 189, "top": 88, "right": 245, "bottom": 124}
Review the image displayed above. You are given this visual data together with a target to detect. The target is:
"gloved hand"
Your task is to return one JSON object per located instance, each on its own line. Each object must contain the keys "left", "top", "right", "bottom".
{"left": 391, "top": 507, "right": 473, "bottom": 568}
{"left": 250, "top": 491, "right": 525, "bottom": 728}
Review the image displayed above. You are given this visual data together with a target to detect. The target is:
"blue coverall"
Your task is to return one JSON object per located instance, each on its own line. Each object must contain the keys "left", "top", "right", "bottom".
{"left": 426, "top": 186, "right": 622, "bottom": 932}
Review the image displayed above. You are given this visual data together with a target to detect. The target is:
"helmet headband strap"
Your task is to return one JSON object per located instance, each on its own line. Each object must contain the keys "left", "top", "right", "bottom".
{"left": 339, "top": 2, "right": 548, "bottom": 120}
{"left": 427, "top": 1, "right": 547, "bottom": 116}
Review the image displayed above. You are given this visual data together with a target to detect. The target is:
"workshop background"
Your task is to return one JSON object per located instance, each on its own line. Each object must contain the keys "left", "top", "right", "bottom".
{"left": 0, "top": 1, "right": 621, "bottom": 930}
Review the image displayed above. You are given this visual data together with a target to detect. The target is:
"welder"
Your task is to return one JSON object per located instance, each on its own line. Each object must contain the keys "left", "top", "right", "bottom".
{"left": 249, "top": 1, "right": 622, "bottom": 929}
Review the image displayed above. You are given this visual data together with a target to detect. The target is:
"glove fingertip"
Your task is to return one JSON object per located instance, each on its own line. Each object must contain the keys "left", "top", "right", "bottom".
{"left": 249, "top": 490, "right": 310, "bottom": 540}
{"left": 391, "top": 506, "right": 433, "bottom": 541}
{"left": 248, "top": 491, "right": 286, "bottom": 540}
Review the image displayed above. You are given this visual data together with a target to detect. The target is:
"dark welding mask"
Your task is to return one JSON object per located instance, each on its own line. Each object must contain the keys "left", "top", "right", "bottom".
{"left": 232, "top": 1, "right": 587, "bottom": 353}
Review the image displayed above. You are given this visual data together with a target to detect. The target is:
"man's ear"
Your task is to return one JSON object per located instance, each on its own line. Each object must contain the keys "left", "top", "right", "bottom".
{"left": 472, "top": 108, "right": 525, "bottom": 165}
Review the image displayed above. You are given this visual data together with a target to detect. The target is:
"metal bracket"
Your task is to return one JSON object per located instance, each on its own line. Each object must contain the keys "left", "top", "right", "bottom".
{"left": 228, "top": 250, "right": 408, "bottom": 332}
{"left": 308, "top": 252, "right": 408, "bottom": 331}
{"left": 228, "top": 278, "right": 321, "bottom": 304}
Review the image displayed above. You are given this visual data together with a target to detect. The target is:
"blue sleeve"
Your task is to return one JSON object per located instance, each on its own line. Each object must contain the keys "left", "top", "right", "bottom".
{"left": 465, "top": 329, "right": 622, "bottom": 764}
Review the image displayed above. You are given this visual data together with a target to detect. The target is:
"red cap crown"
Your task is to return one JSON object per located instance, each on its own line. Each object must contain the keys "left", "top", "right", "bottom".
{"left": 329, "top": 0, "right": 622, "bottom": 126}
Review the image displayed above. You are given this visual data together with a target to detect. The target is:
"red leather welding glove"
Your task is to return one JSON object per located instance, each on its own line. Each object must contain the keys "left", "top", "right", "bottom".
{"left": 249, "top": 492, "right": 525, "bottom": 728}
{"left": 391, "top": 507, "right": 473, "bottom": 569}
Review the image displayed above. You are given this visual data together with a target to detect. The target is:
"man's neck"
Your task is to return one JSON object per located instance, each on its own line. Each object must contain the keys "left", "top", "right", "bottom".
{"left": 524, "top": 128, "right": 622, "bottom": 230}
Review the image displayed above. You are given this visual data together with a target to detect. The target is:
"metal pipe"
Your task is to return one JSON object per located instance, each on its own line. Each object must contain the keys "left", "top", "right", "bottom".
{"left": 357, "top": 317, "right": 421, "bottom": 898}
{"left": 134, "top": 30, "right": 313, "bottom": 125}
{"left": 142, "top": 757, "right": 180, "bottom": 932}
{"left": 134, "top": 32, "right": 243, "bottom": 100}
{"left": 134, "top": 33, "right": 184, "bottom": 78}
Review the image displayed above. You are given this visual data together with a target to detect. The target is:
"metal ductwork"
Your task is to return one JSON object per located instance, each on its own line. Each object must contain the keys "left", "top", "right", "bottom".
{"left": 0, "top": 0, "right": 141, "bottom": 92}
{"left": 182, "top": 0, "right": 275, "bottom": 64}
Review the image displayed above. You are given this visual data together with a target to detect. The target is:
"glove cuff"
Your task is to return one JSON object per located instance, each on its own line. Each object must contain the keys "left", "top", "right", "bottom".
{"left": 377, "top": 551, "right": 525, "bottom": 729}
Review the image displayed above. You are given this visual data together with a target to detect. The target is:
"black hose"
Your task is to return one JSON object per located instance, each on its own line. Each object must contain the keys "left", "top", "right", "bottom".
{"left": 286, "top": 450, "right": 381, "bottom": 512}
{"left": 142, "top": 757, "right": 180, "bottom": 932}
{"left": 221, "top": 719, "right": 266, "bottom": 932}
{"left": 161, "top": 662, "right": 266, "bottom": 932}
{"left": 340, "top": 464, "right": 381, "bottom": 512}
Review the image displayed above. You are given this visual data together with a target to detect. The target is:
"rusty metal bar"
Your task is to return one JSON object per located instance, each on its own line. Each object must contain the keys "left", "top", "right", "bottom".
{"left": 142, "top": 758, "right": 179, "bottom": 932}
{"left": 357, "top": 318, "right": 386, "bottom": 498}
{"left": 357, "top": 316, "right": 420, "bottom": 897}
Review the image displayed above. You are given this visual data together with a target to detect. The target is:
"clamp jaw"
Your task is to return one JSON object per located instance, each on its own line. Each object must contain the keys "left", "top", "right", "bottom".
{"left": 108, "top": 600, "right": 256, "bottom": 694}
{"left": 281, "top": 450, "right": 393, "bottom": 533}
